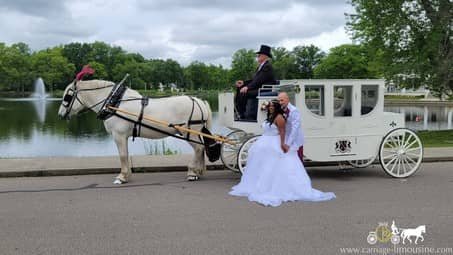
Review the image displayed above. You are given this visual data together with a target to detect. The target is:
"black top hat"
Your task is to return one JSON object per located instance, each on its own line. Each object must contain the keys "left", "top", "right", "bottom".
{"left": 255, "top": 45, "right": 272, "bottom": 58}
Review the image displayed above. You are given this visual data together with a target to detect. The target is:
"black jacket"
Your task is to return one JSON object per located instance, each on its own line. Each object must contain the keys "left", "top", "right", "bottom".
{"left": 243, "top": 60, "right": 277, "bottom": 90}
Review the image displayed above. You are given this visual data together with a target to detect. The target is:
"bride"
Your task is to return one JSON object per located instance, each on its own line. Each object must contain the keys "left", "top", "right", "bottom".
{"left": 229, "top": 100, "right": 336, "bottom": 207}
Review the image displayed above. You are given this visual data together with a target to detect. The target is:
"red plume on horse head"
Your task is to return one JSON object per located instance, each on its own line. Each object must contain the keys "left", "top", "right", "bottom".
{"left": 75, "top": 64, "right": 95, "bottom": 81}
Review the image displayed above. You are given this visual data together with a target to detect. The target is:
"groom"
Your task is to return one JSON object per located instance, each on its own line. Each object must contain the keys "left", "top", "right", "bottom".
{"left": 278, "top": 92, "right": 304, "bottom": 161}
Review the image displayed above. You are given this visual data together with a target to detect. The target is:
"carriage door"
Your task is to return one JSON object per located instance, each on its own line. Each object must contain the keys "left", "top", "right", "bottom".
{"left": 331, "top": 85, "right": 356, "bottom": 157}
{"left": 333, "top": 86, "right": 353, "bottom": 117}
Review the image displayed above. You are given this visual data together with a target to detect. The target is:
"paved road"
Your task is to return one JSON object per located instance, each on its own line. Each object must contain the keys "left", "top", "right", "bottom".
{"left": 1, "top": 162, "right": 452, "bottom": 255}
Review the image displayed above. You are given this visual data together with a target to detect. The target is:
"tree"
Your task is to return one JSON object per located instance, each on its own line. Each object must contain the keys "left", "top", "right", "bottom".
{"left": 183, "top": 61, "right": 209, "bottom": 90}
{"left": 229, "top": 48, "right": 256, "bottom": 83}
{"left": 206, "top": 64, "right": 229, "bottom": 90}
{"left": 61, "top": 42, "right": 92, "bottom": 72}
{"left": 314, "top": 44, "right": 378, "bottom": 79}
{"left": 11, "top": 42, "right": 31, "bottom": 55}
{"left": 347, "top": 0, "right": 452, "bottom": 97}
{"left": 30, "top": 47, "right": 75, "bottom": 90}
{"left": 163, "top": 59, "right": 184, "bottom": 86}
{"left": 62, "top": 42, "right": 131, "bottom": 81}
{"left": 142, "top": 59, "right": 183, "bottom": 89}
{"left": 106, "top": 46, "right": 128, "bottom": 80}
{"left": 0, "top": 42, "right": 34, "bottom": 93}
{"left": 111, "top": 60, "right": 146, "bottom": 89}
{"left": 271, "top": 47, "right": 297, "bottom": 80}
{"left": 87, "top": 61, "right": 108, "bottom": 80}
{"left": 88, "top": 41, "right": 111, "bottom": 66}
{"left": 292, "top": 45, "right": 325, "bottom": 79}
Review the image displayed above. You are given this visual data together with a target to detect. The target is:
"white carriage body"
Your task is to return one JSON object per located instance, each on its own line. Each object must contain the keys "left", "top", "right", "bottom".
{"left": 218, "top": 79, "right": 405, "bottom": 162}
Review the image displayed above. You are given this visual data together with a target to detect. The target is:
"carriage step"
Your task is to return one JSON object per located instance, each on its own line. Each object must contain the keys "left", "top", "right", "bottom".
{"left": 234, "top": 118, "right": 258, "bottom": 123}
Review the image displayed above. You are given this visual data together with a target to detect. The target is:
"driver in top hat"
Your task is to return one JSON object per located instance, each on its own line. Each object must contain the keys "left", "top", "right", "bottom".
{"left": 235, "top": 44, "right": 277, "bottom": 120}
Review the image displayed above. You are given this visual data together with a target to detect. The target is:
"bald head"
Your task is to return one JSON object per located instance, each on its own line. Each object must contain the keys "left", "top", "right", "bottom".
{"left": 278, "top": 92, "right": 289, "bottom": 109}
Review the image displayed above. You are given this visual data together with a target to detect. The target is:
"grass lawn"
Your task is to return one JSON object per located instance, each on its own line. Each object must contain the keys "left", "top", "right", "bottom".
{"left": 418, "top": 130, "right": 453, "bottom": 147}
{"left": 384, "top": 95, "right": 425, "bottom": 100}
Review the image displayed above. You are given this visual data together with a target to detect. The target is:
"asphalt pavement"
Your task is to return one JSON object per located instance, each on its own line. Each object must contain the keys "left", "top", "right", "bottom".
{"left": 0, "top": 162, "right": 452, "bottom": 255}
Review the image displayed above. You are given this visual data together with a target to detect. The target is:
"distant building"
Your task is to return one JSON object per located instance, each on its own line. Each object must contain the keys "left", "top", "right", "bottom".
{"left": 169, "top": 83, "right": 179, "bottom": 92}
{"left": 158, "top": 82, "right": 165, "bottom": 92}
{"left": 385, "top": 81, "right": 431, "bottom": 99}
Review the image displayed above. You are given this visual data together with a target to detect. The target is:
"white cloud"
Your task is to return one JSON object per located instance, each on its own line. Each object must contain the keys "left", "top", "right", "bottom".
{"left": 279, "top": 26, "right": 352, "bottom": 53}
{"left": 0, "top": 0, "right": 354, "bottom": 66}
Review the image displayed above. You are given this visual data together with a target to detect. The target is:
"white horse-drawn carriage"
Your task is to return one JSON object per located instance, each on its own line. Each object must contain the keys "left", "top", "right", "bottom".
{"left": 218, "top": 79, "right": 423, "bottom": 178}
{"left": 58, "top": 73, "right": 422, "bottom": 184}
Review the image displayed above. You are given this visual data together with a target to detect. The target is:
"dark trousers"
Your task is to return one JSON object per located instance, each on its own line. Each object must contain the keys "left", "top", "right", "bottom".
{"left": 297, "top": 146, "right": 304, "bottom": 162}
{"left": 235, "top": 88, "right": 259, "bottom": 119}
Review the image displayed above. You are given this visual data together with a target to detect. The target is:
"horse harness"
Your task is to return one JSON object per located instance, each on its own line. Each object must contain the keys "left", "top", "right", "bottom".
{"left": 62, "top": 79, "right": 220, "bottom": 161}
{"left": 96, "top": 84, "right": 209, "bottom": 142}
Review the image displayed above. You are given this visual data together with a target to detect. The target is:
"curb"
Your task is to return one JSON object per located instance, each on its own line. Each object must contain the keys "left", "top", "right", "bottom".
{"left": 0, "top": 164, "right": 226, "bottom": 178}
{"left": 0, "top": 156, "right": 451, "bottom": 178}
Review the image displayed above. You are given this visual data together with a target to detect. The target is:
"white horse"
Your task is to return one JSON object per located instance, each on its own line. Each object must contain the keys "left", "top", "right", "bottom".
{"left": 58, "top": 79, "right": 213, "bottom": 184}
{"left": 400, "top": 225, "right": 426, "bottom": 244}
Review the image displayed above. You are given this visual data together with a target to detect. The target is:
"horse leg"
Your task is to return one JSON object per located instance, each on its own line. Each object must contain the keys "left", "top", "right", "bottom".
{"left": 113, "top": 134, "right": 131, "bottom": 184}
{"left": 187, "top": 143, "right": 206, "bottom": 181}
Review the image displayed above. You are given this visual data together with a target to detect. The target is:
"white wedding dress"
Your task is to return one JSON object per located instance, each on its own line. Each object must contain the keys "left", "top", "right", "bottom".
{"left": 229, "top": 121, "right": 336, "bottom": 207}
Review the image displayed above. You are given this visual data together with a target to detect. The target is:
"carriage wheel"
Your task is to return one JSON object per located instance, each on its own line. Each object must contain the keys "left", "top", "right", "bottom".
{"left": 367, "top": 232, "right": 378, "bottom": 245}
{"left": 391, "top": 234, "right": 401, "bottom": 245}
{"left": 348, "top": 155, "right": 377, "bottom": 168}
{"left": 237, "top": 136, "right": 261, "bottom": 174}
{"left": 220, "top": 129, "right": 248, "bottom": 172}
{"left": 379, "top": 128, "right": 423, "bottom": 178}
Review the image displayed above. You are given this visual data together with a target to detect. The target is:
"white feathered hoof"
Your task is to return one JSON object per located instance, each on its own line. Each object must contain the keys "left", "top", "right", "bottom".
{"left": 113, "top": 178, "right": 127, "bottom": 184}
{"left": 187, "top": 175, "right": 199, "bottom": 181}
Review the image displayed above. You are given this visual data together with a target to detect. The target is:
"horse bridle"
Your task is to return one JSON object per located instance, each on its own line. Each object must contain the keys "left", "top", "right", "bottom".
{"left": 61, "top": 81, "right": 114, "bottom": 119}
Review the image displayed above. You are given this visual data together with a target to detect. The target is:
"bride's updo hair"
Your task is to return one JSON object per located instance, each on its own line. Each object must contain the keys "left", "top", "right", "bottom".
{"left": 266, "top": 100, "right": 285, "bottom": 125}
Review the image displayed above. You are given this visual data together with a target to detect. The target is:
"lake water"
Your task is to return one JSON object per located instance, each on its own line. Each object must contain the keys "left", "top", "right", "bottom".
{"left": 1, "top": 98, "right": 452, "bottom": 158}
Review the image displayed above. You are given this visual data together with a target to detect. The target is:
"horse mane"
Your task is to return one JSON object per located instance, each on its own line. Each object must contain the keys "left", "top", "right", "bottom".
{"left": 77, "top": 79, "right": 115, "bottom": 89}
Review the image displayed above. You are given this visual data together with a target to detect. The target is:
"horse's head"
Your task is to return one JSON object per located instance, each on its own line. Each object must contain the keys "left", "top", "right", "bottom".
{"left": 58, "top": 80, "right": 83, "bottom": 120}
{"left": 420, "top": 225, "right": 426, "bottom": 233}
{"left": 58, "top": 80, "right": 115, "bottom": 120}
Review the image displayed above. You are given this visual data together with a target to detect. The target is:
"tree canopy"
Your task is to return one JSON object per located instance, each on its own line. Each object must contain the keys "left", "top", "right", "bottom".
{"left": 0, "top": 42, "right": 331, "bottom": 93}
{"left": 0, "top": 41, "right": 382, "bottom": 93}
{"left": 313, "top": 44, "right": 379, "bottom": 79}
{"left": 347, "top": 0, "right": 452, "bottom": 97}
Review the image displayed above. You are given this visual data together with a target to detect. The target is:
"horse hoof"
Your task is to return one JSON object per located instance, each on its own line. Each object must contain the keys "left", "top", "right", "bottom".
{"left": 187, "top": 175, "right": 199, "bottom": 181}
{"left": 113, "top": 178, "right": 124, "bottom": 184}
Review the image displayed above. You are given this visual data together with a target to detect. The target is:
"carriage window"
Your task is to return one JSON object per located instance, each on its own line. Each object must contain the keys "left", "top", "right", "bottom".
{"left": 334, "top": 86, "right": 352, "bottom": 117}
{"left": 361, "top": 85, "right": 378, "bottom": 115}
{"left": 305, "top": 85, "right": 324, "bottom": 116}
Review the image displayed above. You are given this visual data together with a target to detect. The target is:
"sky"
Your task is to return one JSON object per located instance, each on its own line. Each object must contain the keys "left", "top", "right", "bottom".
{"left": 0, "top": 0, "right": 354, "bottom": 67}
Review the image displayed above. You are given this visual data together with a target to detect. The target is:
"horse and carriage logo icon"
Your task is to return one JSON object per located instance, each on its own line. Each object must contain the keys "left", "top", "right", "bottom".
{"left": 367, "top": 221, "right": 426, "bottom": 245}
